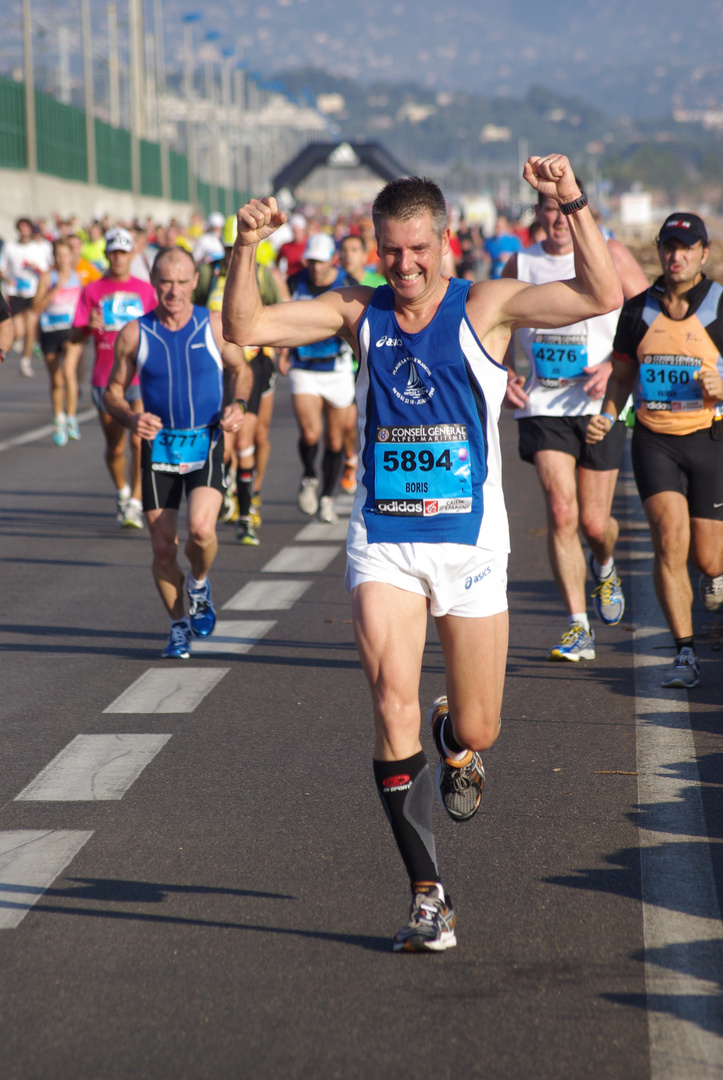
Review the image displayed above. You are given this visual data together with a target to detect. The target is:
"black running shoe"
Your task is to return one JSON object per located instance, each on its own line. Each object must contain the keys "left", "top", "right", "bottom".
{"left": 428, "top": 695, "right": 485, "bottom": 822}
{"left": 393, "top": 885, "right": 457, "bottom": 952}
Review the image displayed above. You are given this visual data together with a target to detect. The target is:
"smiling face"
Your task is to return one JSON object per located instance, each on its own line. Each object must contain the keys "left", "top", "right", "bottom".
{"left": 376, "top": 212, "right": 449, "bottom": 304}
{"left": 658, "top": 237, "right": 709, "bottom": 289}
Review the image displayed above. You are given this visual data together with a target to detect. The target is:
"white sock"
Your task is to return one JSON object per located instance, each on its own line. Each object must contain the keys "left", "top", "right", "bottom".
{"left": 570, "top": 613, "right": 591, "bottom": 633}
{"left": 187, "top": 573, "right": 206, "bottom": 591}
{"left": 118, "top": 484, "right": 131, "bottom": 501}
{"left": 593, "top": 556, "right": 614, "bottom": 579}
{"left": 54, "top": 412, "right": 66, "bottom": 423}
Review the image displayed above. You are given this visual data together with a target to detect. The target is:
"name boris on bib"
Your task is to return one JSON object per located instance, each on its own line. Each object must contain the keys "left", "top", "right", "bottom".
{"left": 373, "top": 423, "right": 473, "bottom": 517}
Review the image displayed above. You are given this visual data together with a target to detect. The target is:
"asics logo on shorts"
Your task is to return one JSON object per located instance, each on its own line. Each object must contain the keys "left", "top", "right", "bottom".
{"left": 465, "top": 566, "right": 491, "bottom": 590}
{"left": 376, "top": 335, "right": 403, "bottom": 347}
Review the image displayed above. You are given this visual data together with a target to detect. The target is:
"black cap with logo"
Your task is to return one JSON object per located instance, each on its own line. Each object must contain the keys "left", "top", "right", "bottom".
{"left": 657, "top": 212, "right": 709, "bottom": 247}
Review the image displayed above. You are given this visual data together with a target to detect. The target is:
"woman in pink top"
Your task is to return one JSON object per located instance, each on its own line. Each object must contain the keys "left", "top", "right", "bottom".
{"left": 33, "top": 239, "right": 83, "bottom": 445}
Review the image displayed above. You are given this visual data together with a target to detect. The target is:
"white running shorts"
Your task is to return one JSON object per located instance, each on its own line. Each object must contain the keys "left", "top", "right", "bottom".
{"left": 345, "top": 540, "right": 508, "bottom": 619}
{"left": 288, "top": 367, "right": 355, "bottom": 409}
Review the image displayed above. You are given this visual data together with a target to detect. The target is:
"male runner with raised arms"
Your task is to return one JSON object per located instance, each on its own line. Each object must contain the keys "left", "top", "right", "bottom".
{"left": 587, "top": 212, "right": 723, "bottom": 688}
{"left": 503, "top": 191, "right": 647, "bottom": 660}
{"left": 223, "top": 156, "right": 622, "bottom": 952}
{"left": 104, "top": 247, "right": 251, "bottom": 659}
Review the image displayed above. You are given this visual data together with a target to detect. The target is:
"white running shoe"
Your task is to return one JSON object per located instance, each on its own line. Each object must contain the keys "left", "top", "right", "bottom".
{"left": 297, "top": 476, "right": 319, "bottom": 515}
{"left": 19, "top": 356, "right": 34, "bottom": 378}
{"left": 122, "top": 498, "right": 144, "bottom": 529}
{"left": 318, "top": 495, "right": 338, "bottom": 524}
{"left": 699, "top": 574, "right": 723, "bottom": 612}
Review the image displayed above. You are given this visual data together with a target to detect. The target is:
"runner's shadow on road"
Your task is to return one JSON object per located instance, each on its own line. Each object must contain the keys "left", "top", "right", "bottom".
{"left": 604, "top": 939, "right": 723, "bottom": 1037}
{"left": 545, "top": 841, "right": 721, "bottom": 919}
{"left": 0, "top": 876, "right": 391, "bottom": 952}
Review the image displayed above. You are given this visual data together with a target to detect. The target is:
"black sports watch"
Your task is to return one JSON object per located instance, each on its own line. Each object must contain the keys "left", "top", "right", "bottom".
{"left": 559, "top": 192, "right": 589, "bottom": 216}
{"left": 234, "top": 398, "right": 248, "bottom": 413}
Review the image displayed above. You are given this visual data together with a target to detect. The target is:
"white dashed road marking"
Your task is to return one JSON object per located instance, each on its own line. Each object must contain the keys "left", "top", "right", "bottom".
{"left": 15, "top": 735, "right": 172, "bottom": 801}
{"left": 295, "top": 521, "right": 349, "bottom": 542}
{"left": 0, "top": 409, "right": 95, "bottom": 454}
{"left": 223, "top": 579, "right": 311, "bottom": 611}
{"left": 0, "top": 831, "right": 94, "bottom": 929}
{"left": 191, "top": 620, "right": 276, "bottom": 655}
{"left": 262, "top": 546, "right": 341, "bottom": 574}
{"left": 103, "top": 668, "right": 229, "bottom": 713}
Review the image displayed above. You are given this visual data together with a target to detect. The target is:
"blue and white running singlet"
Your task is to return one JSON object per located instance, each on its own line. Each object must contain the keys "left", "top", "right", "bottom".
{"left": 136, "top": 305, "right": 224, "bottom": 429}
{"left": 348, "top": 279, "right": 509, "bottom": 549}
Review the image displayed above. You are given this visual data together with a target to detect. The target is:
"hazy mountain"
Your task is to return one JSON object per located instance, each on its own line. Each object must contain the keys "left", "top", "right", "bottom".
{"left": 6, "top": 0, "right": 721, "bottom": 121}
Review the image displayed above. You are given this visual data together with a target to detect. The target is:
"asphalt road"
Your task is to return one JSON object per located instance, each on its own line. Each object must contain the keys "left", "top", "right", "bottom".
{"left": 0, "top": 353, "right": 721, "bottom": 1079}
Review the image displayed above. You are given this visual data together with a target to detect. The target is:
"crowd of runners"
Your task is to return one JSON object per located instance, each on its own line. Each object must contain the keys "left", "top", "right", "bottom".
{"left": 1, "top": 157, "right": 722, "bottom": 951}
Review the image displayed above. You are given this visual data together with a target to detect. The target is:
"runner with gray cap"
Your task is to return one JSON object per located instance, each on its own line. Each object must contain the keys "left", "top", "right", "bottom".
{"left": 284, "top": 233, "right": 357, "bottom": 522}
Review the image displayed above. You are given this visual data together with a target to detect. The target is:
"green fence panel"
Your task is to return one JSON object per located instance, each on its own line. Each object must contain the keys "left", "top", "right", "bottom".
{"left": 35, "top": 91, "right": 87, "bottom": 181}
{"left": 196, "top": 180, "right": 210, "bottom": 217}
{"left": 140, "top": 139, "right": 162, "bottom": 197}
{"left": 0, "top": 76, "right": 27, "bottom": 168}
{"left": 169, "top": 150, "right": 189, "bottom": 202}
{"left": 95, "top": 119, "right": 132, "bottom": 190}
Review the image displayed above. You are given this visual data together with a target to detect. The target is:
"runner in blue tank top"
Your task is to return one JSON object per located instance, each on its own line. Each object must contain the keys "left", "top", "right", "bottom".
{"left": 223, "top": 155, "right": 623, "bottom": 952}
{"left": 104, "top": 247, "right": 252, "bottom": 660}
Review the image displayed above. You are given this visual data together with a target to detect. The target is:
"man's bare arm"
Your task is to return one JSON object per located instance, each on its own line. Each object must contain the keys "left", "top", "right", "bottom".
{"left": 468, "top": 156, "right": 623, "bottom": 344}
{"left": 608, "top": 239, "right": 649, "bottom": 301}
{"left": 586, "top": 354, "right": 638, "bottom": 443}
{"left": 222, "top": 197, "right": 369, "bottom": 349}
{"left": 104, "top": 321, "right": 162, "bottom": 440}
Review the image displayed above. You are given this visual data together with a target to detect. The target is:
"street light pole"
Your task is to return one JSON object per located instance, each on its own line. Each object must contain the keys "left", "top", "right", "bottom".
{"left": 81, "top": 0, "right": 96, "bottom": 186}
{"left": 22, "top": 0, "right": 37, "bottom": 188}
{"left": 183, "top": 14, "right": 202, "bottom": 210}
{"left": 153, "top": 0, "right": 171, "bottom": 200}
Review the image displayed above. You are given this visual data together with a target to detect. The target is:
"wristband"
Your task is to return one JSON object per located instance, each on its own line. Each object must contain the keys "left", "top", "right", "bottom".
{"left": 559, "top": 192, "right": 589, "bottom": 216}
{"left": 234, "top": 398, "right": 248, "bottom": 414}
{"left": 600, "top": 412, "right": 616, "bottom": 425}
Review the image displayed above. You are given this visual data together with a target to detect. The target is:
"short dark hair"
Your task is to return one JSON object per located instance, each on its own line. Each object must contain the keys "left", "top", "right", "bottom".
{"left": 372, "top": 177, "right": 447, "bottom": 239}
{"left": 15, "top": 217, "right": 33, "bottom": 230}
{"left": 151, "top": 245, "right": 197, "bottom": 280}
{"left": 340, "top": 233, "right": 364, "bottom": 248}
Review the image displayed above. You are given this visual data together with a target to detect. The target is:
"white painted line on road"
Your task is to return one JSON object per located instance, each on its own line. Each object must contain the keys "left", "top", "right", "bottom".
{"left": 262, "top": 546, "right": 342, "bottom": 574}
{"left": 295, "top": 520, "right": 349, "bottom": 542}
{"left": 0, "top": 831, "right": 94, "bottom": 929}
{"left": 103, "top": 667, "right": 229, "bottom": 713}
{"left": 191, "top": 620, "right": 276, "bottom": 655}
{"left": 223, "top": 579, "right": 311, "bottom": 611}
{"left": 0, "top": 408, "right": 95, "bottom": 454}
{"left": 627, "top": 476, "right": 723, "bottom": 1077}
{"left": 15, "top": 735, "right": 172, "bottom": 801}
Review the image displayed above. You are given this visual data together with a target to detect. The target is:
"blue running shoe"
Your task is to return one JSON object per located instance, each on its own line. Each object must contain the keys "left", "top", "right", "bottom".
{"left": 162, "top": 620, "right": 191, "bottom": 659}
{"left": 587, "top": 552, "right": 625, "bottom": 625}
{"left": 548, "top": 623, "right": 596, "bottom": 662}
{"left": 187, "top": 579, "right": 216, "bottom": 637}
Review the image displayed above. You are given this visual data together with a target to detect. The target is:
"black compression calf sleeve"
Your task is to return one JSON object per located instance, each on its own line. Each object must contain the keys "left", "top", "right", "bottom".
{"left": 237, "top": 467, "right": 254, "bottom": 518}
{"left": 373, "top": 752, "right": 439, "bottom": 887}
{"left": 298, "top": 438, "right": 318, "bottom": 478}
{"left": 321, "top": 448, "right": 343, "bottom": 498}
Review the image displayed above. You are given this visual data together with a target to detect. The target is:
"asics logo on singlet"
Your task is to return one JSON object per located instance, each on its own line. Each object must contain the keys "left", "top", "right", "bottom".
{"left": 376, "top": 335, "right": 403, "bottom": 347}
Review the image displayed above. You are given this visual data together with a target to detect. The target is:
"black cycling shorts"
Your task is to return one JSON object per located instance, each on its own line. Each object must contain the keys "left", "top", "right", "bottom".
{"left": 141, "top": 429, "right": 226, "bottom": 512}
{"left": 518, "top": 414, "right": 627, "bottom": 471}
{"left": 39, "top": 328, "right": 71, "bottom": 357}
{"left": 631, "top": 421, "right": 723, "bottom": 520}
{"left": 247, "top": 352, "right": 277, "bottom": 415}
{"left": 9, "top": 296, "right": 34, "bottom": 316}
